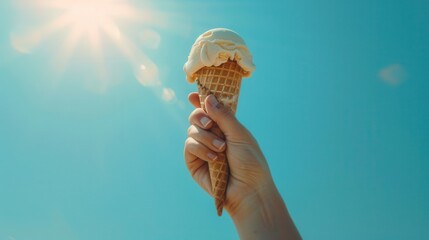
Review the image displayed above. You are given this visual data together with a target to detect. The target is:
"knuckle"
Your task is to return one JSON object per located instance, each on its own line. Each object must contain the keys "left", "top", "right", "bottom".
{"left": 188, "top": 110, "right": 197, "bottom": 123}
{"left": 188, "top": 114, "right": 194, "bottom": 124}
{"left": 189, "top": 108, "right": 203, "bottom": 124}
{"left": 184, "top": 137, "right": 194, "bottom": 148}
{"left": 187, "top": 125, "right": 194, "bottom": 135}
{"left": 187, "top": 125, "right": 199, "bottom": 137}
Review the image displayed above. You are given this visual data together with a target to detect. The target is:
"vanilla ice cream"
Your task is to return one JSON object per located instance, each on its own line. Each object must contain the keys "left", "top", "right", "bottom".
{"left": 183, "top": 28, "right": 255, "bottom": 83}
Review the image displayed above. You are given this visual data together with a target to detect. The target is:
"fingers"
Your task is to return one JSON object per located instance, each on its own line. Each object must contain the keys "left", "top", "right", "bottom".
{"left": 184, "top": 137, "right": 219, "bottom": 162}
{"left": 188, "top": 125, "right": 226, "bottom": 152}
{"left": 188, "top": 92, "right": 201, "bottom": 108}
{"left": 204, "top": 95, "right": 248, "bottom": 138}
{"left": 188, "top": 108, "right": 213, "bottom": 129}
{"left": 183, "top": 143, "right": 213, "bottom": 196}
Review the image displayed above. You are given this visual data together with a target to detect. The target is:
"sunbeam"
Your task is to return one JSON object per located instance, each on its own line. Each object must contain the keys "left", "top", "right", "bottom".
{"left": 11, "top": 0, "right": 176, "bottom": 99}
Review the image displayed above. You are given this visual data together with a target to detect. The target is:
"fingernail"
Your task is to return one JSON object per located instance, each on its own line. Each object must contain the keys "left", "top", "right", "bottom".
{"left": 200, "top": 116, "right": 212, "bottom": 128}
{"left": 213, "top": 139, "right": 225, "bottom": 150}
{"left": 208, "top": 152, "right": 218, "bottom": 161}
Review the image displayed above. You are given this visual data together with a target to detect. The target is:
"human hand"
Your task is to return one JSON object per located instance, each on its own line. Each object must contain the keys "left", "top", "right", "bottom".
{"left": 184, "top": 93, "right": 301, "bottom": 239}
{"left": 184, "top": 93, "right": 273, "bottom": 214}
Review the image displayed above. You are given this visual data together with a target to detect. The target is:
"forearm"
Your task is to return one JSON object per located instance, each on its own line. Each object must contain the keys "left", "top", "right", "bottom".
{"left": 229, "top": 183, "right": 301, "bottom": 240}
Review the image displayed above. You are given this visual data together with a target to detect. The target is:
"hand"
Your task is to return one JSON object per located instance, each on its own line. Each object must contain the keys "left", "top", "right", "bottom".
{"left": 184, "top": 93, "right": 301, "bottom": 239}
{"left": 185, "top": 93, "right": 272, "bottom": 214}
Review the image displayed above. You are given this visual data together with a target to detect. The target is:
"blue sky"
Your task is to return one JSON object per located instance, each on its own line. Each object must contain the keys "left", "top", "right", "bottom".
{"left": 1, "top": 0, "right": 428, "bottom": 239}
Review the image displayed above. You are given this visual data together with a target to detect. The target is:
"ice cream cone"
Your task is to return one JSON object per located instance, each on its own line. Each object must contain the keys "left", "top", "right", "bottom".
{"left": 184, "top": 28, "right": 255, "bottom": 216}
{"left": 195, "top": 60, "right": 244, "bottom": 216}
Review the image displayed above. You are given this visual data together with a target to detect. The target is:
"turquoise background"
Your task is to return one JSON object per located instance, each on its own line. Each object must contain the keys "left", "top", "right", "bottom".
{"left": 1, "top": 0, "right": 428, "bottom": 239}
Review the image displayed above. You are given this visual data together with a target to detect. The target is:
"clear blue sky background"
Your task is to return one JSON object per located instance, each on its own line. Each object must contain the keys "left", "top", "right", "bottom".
{"left": 1, "top": 0, "right": 428, "bottom": 239}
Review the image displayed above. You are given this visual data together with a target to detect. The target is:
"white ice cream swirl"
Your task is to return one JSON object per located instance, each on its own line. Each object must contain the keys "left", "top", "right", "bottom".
{"left": 184, "top": 28, "right": 256, "bottom": 83}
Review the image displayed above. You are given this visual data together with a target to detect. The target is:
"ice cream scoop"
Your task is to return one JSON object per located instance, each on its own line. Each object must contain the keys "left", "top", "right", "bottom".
{"left": 184, "top": 28, "right": 255, "bottom": 83}
{"left": 184, "top": 28, "right": 255, "bottom": 216}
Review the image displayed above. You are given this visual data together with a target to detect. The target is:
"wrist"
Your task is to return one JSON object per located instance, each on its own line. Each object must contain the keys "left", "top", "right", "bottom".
{"left": 226, "top": 177, "right": 278, "bottom": 221}
{"left": 227, "top": 179, "right": 301, "bottom": 240}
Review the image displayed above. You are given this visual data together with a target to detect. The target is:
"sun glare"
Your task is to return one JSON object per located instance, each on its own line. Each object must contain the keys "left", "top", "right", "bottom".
{"left": 11, "top": 0, "right": 177, "bottom": 100}
{"left": 67, "top": 4, "right": 106, "bottom": 32}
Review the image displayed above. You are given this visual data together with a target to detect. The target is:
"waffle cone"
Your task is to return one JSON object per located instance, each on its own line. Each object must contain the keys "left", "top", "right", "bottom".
{"left": 195, "top": 61, "right": 244, "bottom": 216}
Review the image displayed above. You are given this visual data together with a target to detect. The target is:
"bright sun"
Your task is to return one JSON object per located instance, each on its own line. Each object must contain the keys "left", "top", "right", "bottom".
{"left": 56, "top": 0, "right": 136, "bottom": 35}
{"left": 67, "top": 3, "right": 107, "bottom": 32}
{"left": 11, "top": 0, "right": 174, "bottom": 95}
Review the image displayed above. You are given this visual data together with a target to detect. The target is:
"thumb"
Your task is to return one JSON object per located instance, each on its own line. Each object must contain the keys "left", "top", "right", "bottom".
{"left": 204, "top": 95, "right": 247, "bottom": 139}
